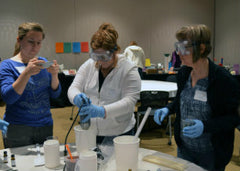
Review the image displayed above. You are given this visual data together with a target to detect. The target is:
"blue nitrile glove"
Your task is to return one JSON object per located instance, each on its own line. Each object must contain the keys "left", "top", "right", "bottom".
{"left": 73, "top": 93, "right": 91, "bottom": 108}
{"left": 79, "top": 104, "right": 105, "bottom": 122}
{"left": 182, "top": 119, "right": 204, "bottom": 138}
{"left": 154, "top": 107, "right": 169, "bottom": 125}
{"left": 0, "top": 119, "right": 9, "bottom": 135}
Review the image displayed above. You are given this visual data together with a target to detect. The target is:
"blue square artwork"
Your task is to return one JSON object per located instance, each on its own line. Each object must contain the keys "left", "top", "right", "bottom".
{"left": 72, "top": 42, "right": 81, "bottom": 53}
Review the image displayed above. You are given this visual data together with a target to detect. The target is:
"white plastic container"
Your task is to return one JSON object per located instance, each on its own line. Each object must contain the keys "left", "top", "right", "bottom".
{"left": 113, "top": 135, "right": 140, "bottom": 171}
{"left": 74, "top": 150, "right": 97, "bottom": 171}
{"left": 74, "top": 125, "right": 96, "bottom": 153}
{"left": 43, "top": 137, "right": 60, "bottom": 168}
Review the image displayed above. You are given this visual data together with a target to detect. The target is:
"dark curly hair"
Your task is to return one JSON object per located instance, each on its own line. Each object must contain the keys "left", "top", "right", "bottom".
{"left": 90, "top": 23, "right": 120, "bottom": 52}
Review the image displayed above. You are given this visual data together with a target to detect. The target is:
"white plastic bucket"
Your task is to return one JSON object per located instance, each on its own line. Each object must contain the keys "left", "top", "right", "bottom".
{"left": 113, "top": 135, "right": 140, "bottom": 171}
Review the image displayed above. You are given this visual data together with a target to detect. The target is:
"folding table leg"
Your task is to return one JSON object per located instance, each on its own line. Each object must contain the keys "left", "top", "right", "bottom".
{"left": 168, "top": 115, "right": 172, "bottom": 145}
{"left": 137, "top": 113, "right": 140, "bottom": 130}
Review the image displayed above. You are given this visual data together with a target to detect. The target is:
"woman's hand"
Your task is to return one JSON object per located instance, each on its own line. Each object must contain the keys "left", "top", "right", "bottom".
{"left": 48, "top": 60, "right": 60, "bottom": 90}
{"left": 47, "top": 60, "right": 59, "bottom": 77}
{"left": 24, "top": 57, "right": 44, "bottom": 76}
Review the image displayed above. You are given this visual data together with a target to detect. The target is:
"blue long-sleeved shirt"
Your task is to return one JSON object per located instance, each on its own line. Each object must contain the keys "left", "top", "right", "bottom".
{"left": 0, "top": 57, "right": 61, "bottom": 127}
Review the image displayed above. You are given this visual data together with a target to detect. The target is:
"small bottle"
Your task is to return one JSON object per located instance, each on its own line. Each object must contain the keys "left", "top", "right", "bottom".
{"left": 164, "top": 53, "right": 170, "bottom": 73}
{"left": 3, "top": 151, "right": 8, "bottom": 163}
{"left": 11, "top": 154, "right": 16, "bottom": 167}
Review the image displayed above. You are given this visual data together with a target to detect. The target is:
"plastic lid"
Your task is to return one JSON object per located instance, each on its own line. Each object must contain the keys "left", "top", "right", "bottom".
{"left": 44, "top": 139, "right": 59, "bottom": 146}
{"left": 79, "top": 150, "right": 96, "bottom": 160}
{"left": 113, "top": 135, "right": 140, "bottom": 144}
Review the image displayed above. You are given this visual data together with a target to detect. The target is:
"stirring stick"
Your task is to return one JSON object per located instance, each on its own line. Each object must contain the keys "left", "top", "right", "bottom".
{"left": 134, "top": 107, "right": 152, "bottom": 139}
{"left": 65, "top": 144, "right": 73, "bottom": 160}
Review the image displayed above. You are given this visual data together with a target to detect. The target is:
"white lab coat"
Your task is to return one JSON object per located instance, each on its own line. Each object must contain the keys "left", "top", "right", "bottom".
{"left": 123, "top": 45, "right": 145, "bottom": 69}
{"left": 68, "top": 54, "right": 141, "bottom": 136}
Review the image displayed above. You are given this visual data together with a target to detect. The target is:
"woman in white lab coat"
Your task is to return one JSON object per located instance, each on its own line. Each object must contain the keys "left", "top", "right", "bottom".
{"left": 68, "top": 23, "right": 141, "bottom": 144}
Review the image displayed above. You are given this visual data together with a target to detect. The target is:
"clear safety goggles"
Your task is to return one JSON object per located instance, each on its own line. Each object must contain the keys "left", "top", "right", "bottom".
{"left": 174, "top": 40, "right": 193, "bottom": 56}
{"left": 90, "top": 50, "right": 113, "bottom": 62}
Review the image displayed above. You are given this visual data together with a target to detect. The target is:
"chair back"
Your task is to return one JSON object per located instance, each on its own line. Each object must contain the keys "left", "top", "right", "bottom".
{"left": 138, "top": 91, "right": 169, "bottom": 112}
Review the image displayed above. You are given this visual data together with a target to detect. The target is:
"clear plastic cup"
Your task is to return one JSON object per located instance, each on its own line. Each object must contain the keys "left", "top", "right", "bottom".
{"left": 181, "top": 119, "right": 195, "bottom": 130}
{"left": 64, "top": 155, "right": 79, "bottom": 171}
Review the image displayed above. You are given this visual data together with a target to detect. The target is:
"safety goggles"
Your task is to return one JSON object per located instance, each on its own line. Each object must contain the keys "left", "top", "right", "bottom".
{"left": 90, "top": 50, "right": 113, "bottom": 62}
{"left": 174, "top": 40, "right": 193, "bottom": 56}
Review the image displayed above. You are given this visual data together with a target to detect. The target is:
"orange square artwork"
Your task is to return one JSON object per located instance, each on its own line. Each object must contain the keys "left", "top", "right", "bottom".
{"left": 56, "top": 42, "right": 64, "bottom": 53}
{"left": 81, "top": 42, "right": 89, "bottom": 52}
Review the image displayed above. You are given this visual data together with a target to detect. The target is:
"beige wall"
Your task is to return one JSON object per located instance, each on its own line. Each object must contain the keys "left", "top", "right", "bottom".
{"left": 0, "top": 0, "right": 214, "bottom": 69}
{"left": 215, "top": 0, "right": 240, "bottom": 66}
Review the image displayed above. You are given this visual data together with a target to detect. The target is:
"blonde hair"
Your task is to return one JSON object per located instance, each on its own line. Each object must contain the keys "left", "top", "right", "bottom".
{"left": 13, "top": 22, "right": 45, "bottom": 56}
{"left": 176, "top": 24, "right": 212, "bottom": 62}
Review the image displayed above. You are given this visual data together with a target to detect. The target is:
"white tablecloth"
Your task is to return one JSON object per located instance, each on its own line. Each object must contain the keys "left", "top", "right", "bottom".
{"left": 0, "top": 144, "right": 205, "bottom": 171}
{"left": 141, "top": 80, "right": 177, "bottom": 98}
{"left": 104, "top": 148, "right": 205, "bottom": 171}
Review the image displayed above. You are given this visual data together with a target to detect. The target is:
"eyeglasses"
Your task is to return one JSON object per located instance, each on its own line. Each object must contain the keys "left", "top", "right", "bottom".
{"left": 174, "top": 40, "right": 193, "bottom": 56}
{"left": 90, "top": 50, "right": 113, "bottom": 62}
